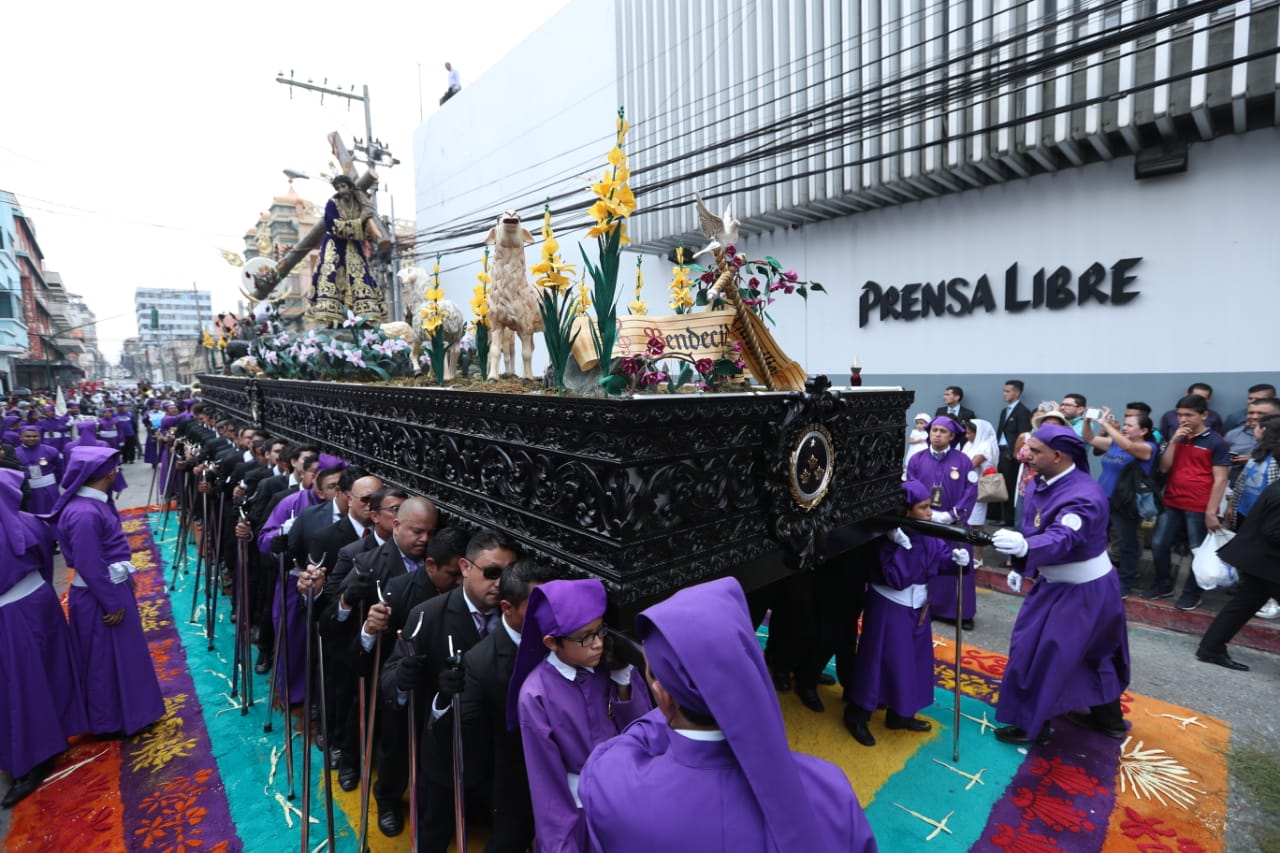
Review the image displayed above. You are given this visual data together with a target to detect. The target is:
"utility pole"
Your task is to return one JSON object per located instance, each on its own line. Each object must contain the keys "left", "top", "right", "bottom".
{"left": 276, "top": 73, "right": 403, "bottom": 321}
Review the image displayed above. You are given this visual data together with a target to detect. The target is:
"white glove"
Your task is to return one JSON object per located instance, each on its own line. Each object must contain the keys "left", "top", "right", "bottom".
{"left": 951, "top": 548, "right": 970, "bottom": 568}
{"left": 889, "top": 528, "right": 912, "bottom": 550}
{"left": 108, "top": 560, "right": 134, "bottom": 584}
{"left": 1006, "top": 570, "right": 1023, "bottom": 593}
{"left": 930, "top": 510, "right": 952, "bottom": 524}
{"left": 281, "top": 517, "right": 296, "bottom": 535}
{"left": 610, "top": 663, "right": 635, "bottom": 686}
{"left": 991, "top": 529, "right": 1029, "bottom": 557}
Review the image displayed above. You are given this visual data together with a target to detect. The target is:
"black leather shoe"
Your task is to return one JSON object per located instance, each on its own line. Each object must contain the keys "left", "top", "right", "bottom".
{"left": 327, "top": 748, "right": 342, "bottom": 770}
{"left": 796, "top": 687, "right": 825, "bottom": 713}
{"left": 961, "top": 619, "right": 975, "bottom": 631}
{"left": 377, "top": 802, "right": 404, "bottom": 837}
{"left": 816, "top": 672, "right": 837, "bottom": 686}
{"left": 994, "top": 724, "right": 1051, "bottom": 746}
{"left": 338, "top": 766, "right": 359, "bottom": 792}
{"left": 1, "top": 762, "right": 50, "bottom": 809}
{"left": 885, "top": 715, "right": 932, "bottom": 732}
{"left": 1196, "top": 651, "right": 1249, "bottom": 671}
{"left": 254, "top": 651, "right": 271, "bottom": 674}
{"left": 844, "top": 717, "right": 876, "bottom": 747}
{"left": 771, "top": 672, "right": 792, "bottom": 692}
{"left": 1064, "top": 711, "right": 1127, "bottom": 740}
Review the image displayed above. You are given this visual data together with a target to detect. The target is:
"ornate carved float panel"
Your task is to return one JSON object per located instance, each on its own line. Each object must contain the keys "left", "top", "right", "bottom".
{"left": 200, "top": 374, "right": 913, "bottom": 620}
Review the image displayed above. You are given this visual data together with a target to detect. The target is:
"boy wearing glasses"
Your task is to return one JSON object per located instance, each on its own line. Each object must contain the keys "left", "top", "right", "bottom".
{"left": 506, "top": 579, "right": 651, "bottom": 852}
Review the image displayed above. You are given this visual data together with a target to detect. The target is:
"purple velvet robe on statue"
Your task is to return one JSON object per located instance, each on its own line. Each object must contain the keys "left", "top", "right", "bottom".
{"left": 258, "top": 486, "right": 320, "bottom": 705}
{"left": 581, "top": 710, "right": 877, "bottom": 853}
{"left": 14, "top": 442, "right": 62, "bottom": 514}
{"left": 518, "top": 660, "right": 650, "bottom": 853}
{"left": 849, "top": 534, "right": 948, "bottom": 719}
{"left": 995, "top": 468, "right": 1131, "bottom": 737}
{"left": 906, "top": 448, "right": 978, "bottom": 619}
{"left": 59, "top": 492, "right": 165, "bottom": 736}
{"left": 0, "top": 474, "right": 88, "bottom": 779}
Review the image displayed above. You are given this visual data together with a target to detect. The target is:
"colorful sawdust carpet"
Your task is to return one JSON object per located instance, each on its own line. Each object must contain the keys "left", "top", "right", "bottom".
{"left": 2, "top": 509, "right": 1230, "bottom": 852}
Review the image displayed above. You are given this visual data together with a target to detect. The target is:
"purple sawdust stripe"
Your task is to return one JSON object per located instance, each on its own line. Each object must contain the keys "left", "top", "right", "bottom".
{"left": 116, "top": 510, "right": 242, "bottom": 853}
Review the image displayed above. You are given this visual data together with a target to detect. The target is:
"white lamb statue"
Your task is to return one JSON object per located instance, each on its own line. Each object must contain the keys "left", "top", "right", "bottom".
{"left": 483, "top": 210, "right": 543, "bottom": 380}
{"left": 397, "top": 266, "right": 466, "bottom": 379}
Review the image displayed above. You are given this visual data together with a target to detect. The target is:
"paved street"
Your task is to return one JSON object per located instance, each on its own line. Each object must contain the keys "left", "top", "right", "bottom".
{"left": 4, "top": 459, "right": 1276, "bottom": 849}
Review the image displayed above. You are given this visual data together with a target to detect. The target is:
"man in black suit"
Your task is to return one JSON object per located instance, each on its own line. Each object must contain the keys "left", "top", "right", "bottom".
{"left": 450, "top": 559, "right": 559, "bottom": 852}
{"left": 994, "top": 379, "right": 1033, "bottom": 526}
{"left": 337, "top": 496, "right": 441, "bottom": 835}
{"left": 382, "top": 529, "right": 520, "bottom": 853}
{"left": 1196, "top": 479, "right": 1280, "bottom": 671}
{"left": 935, "top": 385, "right": 976, "bottom": 423}
{"left": 309, "top": 487, "right": 408, "bottom": 786}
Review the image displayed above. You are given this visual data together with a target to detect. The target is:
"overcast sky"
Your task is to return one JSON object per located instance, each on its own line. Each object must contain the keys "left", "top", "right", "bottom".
{"left": 1, "top": 0, "right": 571, "bottom": 362}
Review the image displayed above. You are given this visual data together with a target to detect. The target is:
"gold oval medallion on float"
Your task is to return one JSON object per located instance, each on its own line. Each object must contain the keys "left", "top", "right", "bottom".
{"left": 789, "top": 424, "right": 835, "bottom": 511}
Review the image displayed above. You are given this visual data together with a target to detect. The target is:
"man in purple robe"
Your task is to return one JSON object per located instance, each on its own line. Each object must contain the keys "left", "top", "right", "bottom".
{"left": 0, "top": 469, "right": 88, "bottom": 808}
{"left": 96, "top": 409, "right": 122, "bottom": 450}
{"left": 47, "top": 446, "right": 165, "bottom": 737}
{"left": 845, "top": 480, "right": 969, "bottom": 747}
{"left": 579, "top": 577, "right": 878, "bottom": 853}
{"left": 989, "top": 424, "right": 1131, "bottom": 746}
{"left": 39, "top": 404, "right": 70, "bottom": 453}
{"left": 508, "top": 579, "right": 651, "bottom": 853}
{"left": 143, "top": 399, "right": 164, "bottom": 466}
{"left": 115, "top": 403, "right": 138, "bottom": 464}
{"left": 257, "top": 452, "right": 342, "bottom": 705}
{"left": 64, "top": 422, "right": 127, "bottom": 494}
{"left": 906, "top": 415, "right": 979, "bottom": 627}
{"left": 14, "top": 424, "right": 62, "bottom": 515}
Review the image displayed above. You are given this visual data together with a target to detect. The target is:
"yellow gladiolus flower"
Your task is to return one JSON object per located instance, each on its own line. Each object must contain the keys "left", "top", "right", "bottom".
{"left": 607, "top": 146, "right": 626, "bottom": 168}
{"left": 629, "top": 298, "right": 648, "bottom": 315}
{"left": 476, "top": 270, "right": 491, "bottom": 284}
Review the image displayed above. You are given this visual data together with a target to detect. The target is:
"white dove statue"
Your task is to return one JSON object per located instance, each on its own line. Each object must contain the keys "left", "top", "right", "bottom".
{"left": 692, "top": 191, "right": 741, "bottom": 259}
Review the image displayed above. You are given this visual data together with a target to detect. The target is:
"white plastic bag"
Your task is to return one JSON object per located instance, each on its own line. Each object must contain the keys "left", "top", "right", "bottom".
{"left": 1191, "top": 529, "right": 1238, "bottom": 590}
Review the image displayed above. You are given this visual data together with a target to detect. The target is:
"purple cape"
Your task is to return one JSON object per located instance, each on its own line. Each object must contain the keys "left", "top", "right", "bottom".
{"left": 579, "top": 577, "right": 875, "bottom": 853}
{"left": 0, "top": 469, "right": 88, "bottom": 777}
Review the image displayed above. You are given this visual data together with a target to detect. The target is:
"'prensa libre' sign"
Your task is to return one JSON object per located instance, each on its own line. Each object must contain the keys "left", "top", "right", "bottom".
{"left": 858, "top": 258, "right": 1141, "bottom": 328}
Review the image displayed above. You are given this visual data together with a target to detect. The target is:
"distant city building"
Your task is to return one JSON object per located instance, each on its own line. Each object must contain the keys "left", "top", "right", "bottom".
{"left": 0, "top": 191, "right": 27, "bottom": 393}
{"left": 135, "top": 287, "right": 212, "bottom": 346}
{"left": 66, "top": 293, "right": 104, "bottom": 380}
{"left": 242, "top": 182, "right": 321, "bottom": 326}
{"left": 2, "top": 189, "right": 85, "bottom": 392}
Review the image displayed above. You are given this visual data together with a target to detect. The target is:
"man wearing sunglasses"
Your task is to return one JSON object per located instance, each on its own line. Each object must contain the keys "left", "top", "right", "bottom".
{"left": 383, "top": 529, "right": 520, "bottom": 851}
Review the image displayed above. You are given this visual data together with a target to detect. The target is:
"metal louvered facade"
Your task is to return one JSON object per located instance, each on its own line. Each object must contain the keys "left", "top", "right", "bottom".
{"left": 618, "top": 0, "right": 1280, "bottom": 254}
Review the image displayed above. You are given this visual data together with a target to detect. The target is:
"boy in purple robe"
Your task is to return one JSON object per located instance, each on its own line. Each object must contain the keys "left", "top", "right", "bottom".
{"left": 39, "top": 404, "right": 70, "bottom": 452}
{"left": 47, "top": 446, "right": 165, "bottom": 737}
{"left": 14, "top": 424, "right": 62, "bottom": 514}
{"left": 845, "top": 480, "right": 970, "bottom": 747}
{"left": 0, "top": 469, "right": 88, "bottom": 809}
{"left": 115, "top": 404, "right": 137, "bottom": 463}
{"left": 906, "top": 415, "right": 979, "bottom": 627}
{"left": 507, "top": 579, "right": 651, "bottom": 853}
{"left": 990, "top": 424, "right": 1131, "bottom": 745}
{"left": 579, "top": 577, "right": 878, "bottom": 853}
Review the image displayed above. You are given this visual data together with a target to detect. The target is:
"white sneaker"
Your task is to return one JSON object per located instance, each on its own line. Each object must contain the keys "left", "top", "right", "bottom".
{"left": 1256, "top": 599, "right": 1280, "bottom": 620}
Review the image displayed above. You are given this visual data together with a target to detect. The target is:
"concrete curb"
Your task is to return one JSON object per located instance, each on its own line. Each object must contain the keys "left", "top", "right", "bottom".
{"left": 975, "top": 565, "right": 1280, "bottom": 655}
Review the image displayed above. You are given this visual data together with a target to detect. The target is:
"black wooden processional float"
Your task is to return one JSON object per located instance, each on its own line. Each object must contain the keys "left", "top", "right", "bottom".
{"left": 199, "top": 373, "right": 914, "bottom": 626}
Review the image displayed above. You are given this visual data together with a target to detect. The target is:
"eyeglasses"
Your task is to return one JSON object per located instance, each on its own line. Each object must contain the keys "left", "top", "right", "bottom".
{"left": 473, "top": 563, "right": 507, "bottom": 580}
{"left": 353, "top": 494, "right": 373, "bottom": 504}
{"left": 563, "top": 626, "right": 608, "bottom": 647}
{"left": 381, "top": 503, "right": 403, "bottom": 514}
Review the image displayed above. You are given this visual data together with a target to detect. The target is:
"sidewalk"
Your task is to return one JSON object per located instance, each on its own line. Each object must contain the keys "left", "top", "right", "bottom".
{"left": 975, "top": 558, "right": 1280, "bottom": 655}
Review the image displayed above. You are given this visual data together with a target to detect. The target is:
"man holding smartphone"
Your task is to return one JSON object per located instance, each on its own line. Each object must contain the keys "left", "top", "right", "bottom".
{"left": 1141, "top": 395, "right": 1231, "bottom": 609}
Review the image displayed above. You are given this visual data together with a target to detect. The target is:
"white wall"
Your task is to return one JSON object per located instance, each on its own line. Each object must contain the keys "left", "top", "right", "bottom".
{"left": 739, "top": 129, "right": 1280, "bottom": 377}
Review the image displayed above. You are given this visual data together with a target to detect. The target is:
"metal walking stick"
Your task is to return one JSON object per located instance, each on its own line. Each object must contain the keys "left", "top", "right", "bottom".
{"left": 188, "top": 482, "right": 208, "bottom": 625}
{"left": 953, "top": 560, "right": 963, "bottom": 763}
{"left": 357, "top": 579, "right": 388, "bottom": 853}
{"left": 145, "top": 454, "right": 159, "bottom": 509}
{"left": 402, "top": 612, "right": 426, "bottom": 852}
{"left": 314, "top": 620, "right": 336, "bottom": 850}
{"left": 299, "top": 557, "right": 320, "bottom": 853}
{"left": 449, "top": 634, "right": 467, "bottom": 853}
{"left": 277, "top": 549, "right": 296, "bottom": 801}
